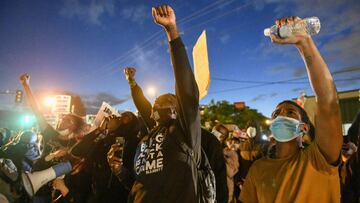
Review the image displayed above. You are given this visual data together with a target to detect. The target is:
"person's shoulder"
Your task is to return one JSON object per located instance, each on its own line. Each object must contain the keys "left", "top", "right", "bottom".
{"left": 301, "top": 141, "right": 322, "bottom": 157}
{"left": 301, "top": 142, "right": 340, "bottom": 172}
{"left": 249, "top": 156, "right": 268, "bottom": 170}
{"left": 201, "top": 129, "right": 220, "bottom": 144}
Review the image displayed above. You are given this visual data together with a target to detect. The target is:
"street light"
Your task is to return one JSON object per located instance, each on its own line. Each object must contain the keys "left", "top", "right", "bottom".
{"left": 265, "top": 119, "right": 271, "bottom": 125}
{"left": 44, "top": 97, "right": 56, "bottom": 107}
{"left": 147, "top": 86, "right": 156, "bottom": 98}
{"left": 20, "top": 114, "right": 36, "bottom": 127}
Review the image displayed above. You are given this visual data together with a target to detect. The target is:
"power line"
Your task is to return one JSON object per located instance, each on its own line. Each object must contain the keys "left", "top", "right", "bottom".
{"left": 212, "top": 66, "right": 360, "bottom": 84}
{"left": 177, "top": 0, "right": 237, "bottom": 25}
{"left": 177, "top": 0, "right": 233, "bottom": 24}
{"left": 212, "top": 77, "right": 308, "bottom": 84}
{"left": 76, "top": 29, "right": 162, "bottom": 82}
{"left": 77, "top": 1, "right": 250, "bottom": 83}
{"left": 209, "top": 67, "right": 360, "bottom": 94}
{"left": 184, "top": 1, "right": 253, "bottom": 31}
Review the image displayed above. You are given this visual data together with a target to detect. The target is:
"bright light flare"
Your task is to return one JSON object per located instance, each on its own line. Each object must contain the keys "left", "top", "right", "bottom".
{"left": 44, "top": 97, "right": 56, "bottom": 107}
{"left": 21, "top": 114, "right": 36, "bottom": 126}
{"left": 24, "top": 115, "right": 31, "bottom": 123}
{"left": 147, "top": 86, "right": 156, "bottom": 97}
{"left": 265, "top": 119, "right": 272, "bottom": 125}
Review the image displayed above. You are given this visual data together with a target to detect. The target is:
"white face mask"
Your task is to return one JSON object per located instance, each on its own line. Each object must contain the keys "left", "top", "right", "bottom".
{"left": 151, "top": 111, "right": 160, "bottom": 122}
{"left": 246, "top": 127, "right": 257, "bottom": 138}
{"left": 345, "top": 143, "right": 358, "bottom": 155}
{"left": 170, "top": 108, "right": 177, "bottom": 119}
{"left": 347, "top": 149, "right": 354, "bottom": 155}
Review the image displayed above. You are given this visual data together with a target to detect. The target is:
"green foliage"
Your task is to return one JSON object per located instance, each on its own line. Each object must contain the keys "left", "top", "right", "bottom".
{"left": 200, "top": 100, "right": 269, "bottom": 130}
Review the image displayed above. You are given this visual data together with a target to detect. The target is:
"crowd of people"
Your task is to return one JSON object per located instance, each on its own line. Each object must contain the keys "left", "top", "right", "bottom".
{"left": 0, "top": 4, "right": 359, "bottom": 203}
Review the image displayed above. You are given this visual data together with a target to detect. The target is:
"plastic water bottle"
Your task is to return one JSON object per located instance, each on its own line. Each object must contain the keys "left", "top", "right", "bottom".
{"left": 264, "top": 17, "right": 321, "bottom": 38}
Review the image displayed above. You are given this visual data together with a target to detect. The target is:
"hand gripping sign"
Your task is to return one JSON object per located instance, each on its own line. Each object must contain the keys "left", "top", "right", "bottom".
{"left": 89, "top": 102, "right": 121, "bottom": 132}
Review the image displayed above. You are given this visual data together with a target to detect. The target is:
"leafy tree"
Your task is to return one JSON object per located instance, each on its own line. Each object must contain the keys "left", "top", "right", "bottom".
{"left": 200, "top": 100, "right": 269, "bottom": 130}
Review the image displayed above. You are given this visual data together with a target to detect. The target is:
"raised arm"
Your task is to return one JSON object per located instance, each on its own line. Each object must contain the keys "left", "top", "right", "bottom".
{"left": 152, "top": 5, "right": 201, "bottom": 150}
{"left": 19, "top": 73, "right": 48, "bottom": 131}
{"left": 271, "top": 17, "right": 342, "bottom": 164}
{"left": 124, "top": 67, "right": 156, "bottom": 129}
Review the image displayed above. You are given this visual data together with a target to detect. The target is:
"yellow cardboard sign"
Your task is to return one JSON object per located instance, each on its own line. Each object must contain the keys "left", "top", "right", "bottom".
{"left": 193, "top": 30, "right": 210, "bottom": 100}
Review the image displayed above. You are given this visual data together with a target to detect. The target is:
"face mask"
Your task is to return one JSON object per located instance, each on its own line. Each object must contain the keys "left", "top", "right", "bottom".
{"left": 24, "top": 143, "right": 42, "bottom": 161}
{"left": 24, "top": 135, "right": 43, "bottom": 161}
{"left": 344, "top": 143, "right": 358, "bottom": 156}
{"left": 151, "top": 111, "right": 160, "bottom": 122}
{"left": 151, "top": 107, "right": 176, "bottom": 124}
{"left": 346, "top": 149, "right": 354, "bottom": 156}
{"left": 270, "top": 116, "right": 304, "bottom": 142}
{"left": 170, "top": 110, "right": 177, "bottom": 119}
{"left": 246, "top": 127, "right": 257, "bottom": 138}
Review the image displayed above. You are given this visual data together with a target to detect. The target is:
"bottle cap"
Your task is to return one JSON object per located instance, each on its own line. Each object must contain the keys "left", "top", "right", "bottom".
{"left": 264, "top": 28, "right": 271, "bottom": 36}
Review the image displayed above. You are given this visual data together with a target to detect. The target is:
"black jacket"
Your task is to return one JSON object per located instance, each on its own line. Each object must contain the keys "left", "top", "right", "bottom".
{"left": 128, "top": 37, "right": 201, "bottom": 203}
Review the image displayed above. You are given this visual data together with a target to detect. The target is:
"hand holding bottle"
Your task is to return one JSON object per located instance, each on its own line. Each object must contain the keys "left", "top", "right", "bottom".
{"left": 264, "top": 16, "right": 320, "bottom": 46}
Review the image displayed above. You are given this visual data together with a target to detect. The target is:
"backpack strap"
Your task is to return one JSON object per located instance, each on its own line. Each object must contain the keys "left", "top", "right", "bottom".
{"left": 170, "top": 130, "right": 200, "bottom": 200}
{"left": 171, "top": 131, "right": 198, "bottom": 167}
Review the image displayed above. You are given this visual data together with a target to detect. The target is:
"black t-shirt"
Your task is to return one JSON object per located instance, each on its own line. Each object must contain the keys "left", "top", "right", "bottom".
{"left": 129, "top": 125, "right": 196, "bottom": 203}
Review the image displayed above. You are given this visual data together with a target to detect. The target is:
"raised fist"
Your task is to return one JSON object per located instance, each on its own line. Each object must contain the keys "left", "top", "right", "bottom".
{"left": 124, "top": 67, "right": 136, "bottom": 81}
{"left": 270, "top": 16, "right": 310, "bottom": 46}
{"left": 19, "top": 73, "right": 30, "bottom": 85}
{"left": 152, "top": 5, "right": 176, "bottom": 30}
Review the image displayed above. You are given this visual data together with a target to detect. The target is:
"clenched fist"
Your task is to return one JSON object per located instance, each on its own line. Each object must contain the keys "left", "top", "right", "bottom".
{"left": 123, "top": 67, "right": 136, "bottom": 81}
{"left": 19, "top": 73, "right": 30, "bottom": 86}
{"left": 152, "top": 5, "right": 176, "bottom": 31}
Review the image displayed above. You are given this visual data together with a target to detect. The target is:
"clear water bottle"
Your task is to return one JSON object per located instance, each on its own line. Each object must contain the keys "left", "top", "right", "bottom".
{"left": 264, "top": 17, "right": 321, "bottom": 38}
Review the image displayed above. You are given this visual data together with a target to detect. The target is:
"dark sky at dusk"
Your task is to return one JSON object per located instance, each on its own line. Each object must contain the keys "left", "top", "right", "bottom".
{"left": 0, "top": 0, "right": 359, "bottom": 117}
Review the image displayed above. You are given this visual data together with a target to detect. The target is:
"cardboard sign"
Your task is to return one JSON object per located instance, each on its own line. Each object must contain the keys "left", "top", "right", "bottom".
{"left": 89, "top": 102, "right": 120, "bottom": 131}
{"left": 193, "top": 30, "right": 210, "bottom": 100}
{"left": 53, "top": 95, "right": 72, "bottom": 113}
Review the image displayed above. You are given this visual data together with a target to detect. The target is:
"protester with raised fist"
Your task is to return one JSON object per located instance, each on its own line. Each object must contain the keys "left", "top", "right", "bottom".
{"left": 123, "top": 5, "right": 205, "bottom": 202}
{"left": 19, "top": 73, "right": 92, "bottom": 202}
{"left": 19, "top": 73, "right": 90, "bottom": 147}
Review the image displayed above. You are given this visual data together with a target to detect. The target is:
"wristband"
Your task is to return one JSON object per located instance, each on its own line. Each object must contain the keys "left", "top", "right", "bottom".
{"left": 128, "top": 79, "right": 137, "bottom": 88}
